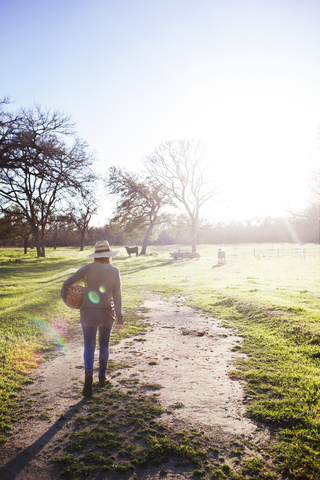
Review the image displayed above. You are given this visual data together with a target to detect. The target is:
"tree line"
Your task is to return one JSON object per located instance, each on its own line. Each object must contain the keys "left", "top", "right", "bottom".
{"left": 1, "top": 98, "right": 319, "bottom": 256}
{"left": 2, "top": 210, "right": 317, "bottom": 252}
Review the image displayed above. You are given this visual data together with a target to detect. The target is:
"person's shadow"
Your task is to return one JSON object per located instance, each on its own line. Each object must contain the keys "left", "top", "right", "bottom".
{"left": 0, "top": 398, "right": 85, "bottom": 479}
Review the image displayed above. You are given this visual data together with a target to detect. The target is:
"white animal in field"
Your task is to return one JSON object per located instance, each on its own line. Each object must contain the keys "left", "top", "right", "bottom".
{"left": 217, "top": 248, "right": 226, "bottom": 265}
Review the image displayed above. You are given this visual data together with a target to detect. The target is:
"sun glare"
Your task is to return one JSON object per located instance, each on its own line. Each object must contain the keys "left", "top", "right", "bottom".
{"left": 161, "top": 81, "right": 315, "bottom": 223}
{"left": 8, "top": 340, "right": 39, "bottom": 374}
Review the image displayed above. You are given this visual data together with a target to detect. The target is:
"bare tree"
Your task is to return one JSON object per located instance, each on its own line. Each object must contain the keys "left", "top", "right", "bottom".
{"left": 145, "top": 139, "right": 216, "bottom": 253}
{"left": 0, "top": 105, "right": 96, "bottom": 257}
{"left": 68, "top": 192, "right": 98, "bottom": 251}
{"left": 106, "top": 167, "right": 173, "bottom": 254}
{"left": 46, "top": 214, "right": 71, "bottom": 249}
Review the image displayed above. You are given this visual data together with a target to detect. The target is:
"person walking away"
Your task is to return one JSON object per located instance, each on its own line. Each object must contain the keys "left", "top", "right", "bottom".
{"left": 61, "top": 241, "right": 123, "bottom": 397}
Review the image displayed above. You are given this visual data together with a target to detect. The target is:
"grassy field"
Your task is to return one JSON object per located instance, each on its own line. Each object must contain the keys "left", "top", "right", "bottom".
{"left": 0, "top": 243, "right": 319, "bottom": 479}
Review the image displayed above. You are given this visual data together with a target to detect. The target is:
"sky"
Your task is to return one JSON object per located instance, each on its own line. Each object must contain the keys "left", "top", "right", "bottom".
{"left": 1, "top": 0, "right": 319, "bottom": 225}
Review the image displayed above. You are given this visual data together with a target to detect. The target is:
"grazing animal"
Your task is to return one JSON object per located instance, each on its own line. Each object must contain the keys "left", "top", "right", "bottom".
{"left": 125, "top": 246, "right": 139, "bottom": 257}
{"left": 217, "top": 248, "right": 226, "bottom": 265}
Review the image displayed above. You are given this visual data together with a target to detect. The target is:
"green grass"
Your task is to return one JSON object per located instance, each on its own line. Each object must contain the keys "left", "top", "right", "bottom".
{"left": 0, "top": 243, "right": 320, "bottom": 479}
{"left": 0, "top": 246, "right": 146, "bottom": 439}
{"left": 51, "top": 378, "right": 250, "bottom": 479}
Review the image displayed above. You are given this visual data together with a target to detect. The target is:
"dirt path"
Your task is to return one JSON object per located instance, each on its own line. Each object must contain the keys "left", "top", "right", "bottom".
{"left": 114, "top": 296, "right": 256, "bottom": 438}
{"left": 0, "top": 294, "right": 268, "bottom": 479}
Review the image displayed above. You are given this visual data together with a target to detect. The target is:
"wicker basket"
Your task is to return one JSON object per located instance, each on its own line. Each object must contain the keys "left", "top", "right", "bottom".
{"left": 64, "top": 285, "right": 84, "bottom": 309}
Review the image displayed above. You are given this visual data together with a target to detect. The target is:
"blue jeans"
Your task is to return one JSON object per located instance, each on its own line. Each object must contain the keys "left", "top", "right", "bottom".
{"left": 81, "top": 323, "right": 113, "bottom": 375}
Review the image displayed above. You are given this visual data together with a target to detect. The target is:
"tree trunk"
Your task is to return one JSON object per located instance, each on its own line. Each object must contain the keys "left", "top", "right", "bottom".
{"left": 191, "top": 219, "right": 197, "bottom": 253}
{"left": 33, "top": 227, "right": 42, "bottom": 257}
{"left": 40, "top": 241, "right": 45, "bottom": 257}
{"left": 39, "top": 228, "right": 46, "bottom": 257}
{"left": 80, "top": 230, "right": 85, "bottom": 251}
{"left": 140, "top": 222, "right": 156, "bottom": 255}
{"left": 53, "top": 225, "right": 57, "bottom": 250}
{"left": 23, "top": 235, "right": 29, "bottom": 254}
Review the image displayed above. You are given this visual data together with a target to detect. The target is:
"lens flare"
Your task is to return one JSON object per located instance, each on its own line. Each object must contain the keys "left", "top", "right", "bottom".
{"left": 88, "top": 291, "right": 100, "bottom": 304}
{"left": 99, "top": 285, "right": 106, "bottom": 293}
{"left": 31, "top": 317, "right": 68, "bottom": 355}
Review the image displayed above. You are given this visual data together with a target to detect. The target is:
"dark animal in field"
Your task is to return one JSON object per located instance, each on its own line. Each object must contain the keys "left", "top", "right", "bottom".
{"left": 125, "top": 246, "right": 139, "bottom": 257}
{"left": 217, "top": 248, "right": 226, "bottom": 265}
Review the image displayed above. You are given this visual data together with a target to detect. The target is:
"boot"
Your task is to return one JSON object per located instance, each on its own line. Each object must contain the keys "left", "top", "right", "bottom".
{"left": 83, "top": 372, "right": 93, "bottom": 397}
{"left": 98, "top": 375, "right": 106, "bottom": 387}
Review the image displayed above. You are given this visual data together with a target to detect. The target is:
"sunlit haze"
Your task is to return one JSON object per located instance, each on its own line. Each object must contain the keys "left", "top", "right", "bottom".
{"left": 1, "top": 0, "right": 319, "bottom": 225}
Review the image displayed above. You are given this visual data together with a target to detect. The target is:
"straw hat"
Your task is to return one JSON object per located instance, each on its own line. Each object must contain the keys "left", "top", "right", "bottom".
{"left": 87, "top": 240, "right": 120, "bottom": 258}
